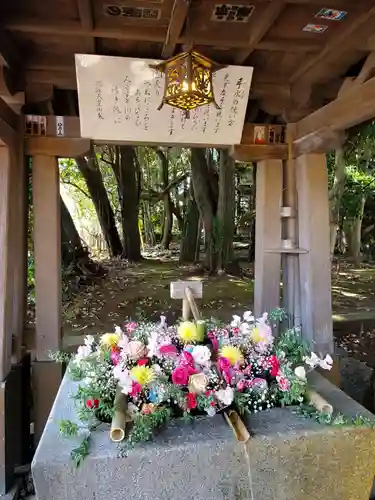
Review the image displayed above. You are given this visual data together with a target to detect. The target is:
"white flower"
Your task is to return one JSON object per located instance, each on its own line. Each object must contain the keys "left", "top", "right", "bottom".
{"left": 160, "top": 315, "right": 167, "bottom": 328}
{"left": 239, "top": 322, "right": 251, "bottom": 335}
{"left": 147, "top": 331, "right": 159, "bottom": 358}
{"left": 320, "top": 354, "right": 333, "bottom": 371}
{"left": 294, "top": 366, "right": 307, "bottom": 380}
{"left": 216, "top": 387, "right": 234, "bottom": 406}
{"left": 152, "top": 364, "right": 162, "bottom": 375}
{"left": 76, "top": 345, "right": 91, "bottom": 359}
{"left": 206, "top": 406, "right": 216, "bottom": 417}
{"left": 303, "top": 352, "right": 321, "bottom": 369}
{"left": 113, "top": 365, "right": 133, "bottom": 394}
{"left": 243, "top": 311, "right": 255, "bottom": 323}
{"left": 191, "top": 345, "right": 211, "bottom": 366}
{"left": 230, "top": 315, "right": 241, "bottom": 328}
{"left": 118, "top": 335, "right": 129, "bottom": 351}
{"left": 114, "top": 325, "right": 123, "bottom": 335}
{"left": 84, "top": 335, "right": 95, "bottom": 347}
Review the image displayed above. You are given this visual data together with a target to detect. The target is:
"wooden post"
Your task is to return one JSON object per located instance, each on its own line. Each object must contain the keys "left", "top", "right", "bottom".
{"left": 0, "top": 137, "right": 29, "bottom": 495}
{"left": 254, "top": 159, "right": 283, "bottom": 317}
{"left": 282, "top": 159, "right": 301, "bottom": 328}
{"left": 170, "top": 281, "right": 203, "bottom": 321}
{"left": 32, "top": 154, "right": 63, "bottom": 442}
{"left": 296, "top": 153, "right": 333, "bottom": 354}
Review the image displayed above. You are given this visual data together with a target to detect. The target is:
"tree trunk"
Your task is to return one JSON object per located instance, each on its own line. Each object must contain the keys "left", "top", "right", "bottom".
{"left": 76, "top": 153, "right": 123, "bottom": 258}
{"left": 156, "top": 150, "right": 173, "bottom": 250}
{"left": 217, "top": 150, "right": 235, "bottom": 270}
{"left": 190, "top": 149, "right": 218, "bottom": 273}
{"left": 180, "top": 184, "right": 200, "bottom": 263}
{"left": 112, "top": 146, "right": 141, "bottom": 261}
{"left": 248, "top": 164, "right": 257, "bottom": 262}
{"left": 329, "top": 147, "right": 346, "bottom": 256}
{"left": 347, "top": 194, "right": 366, "bottom": 264}
{"left": 60, "top": 196, "right": 84, "bottom": 266}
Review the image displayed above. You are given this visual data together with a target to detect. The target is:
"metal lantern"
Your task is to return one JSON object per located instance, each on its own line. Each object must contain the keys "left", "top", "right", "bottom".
{"left": 150, "top": 50, "right": 224, "bottom": 117}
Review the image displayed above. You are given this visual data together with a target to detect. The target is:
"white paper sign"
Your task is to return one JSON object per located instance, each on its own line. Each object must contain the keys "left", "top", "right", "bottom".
{"left": 75, "top": 54, "right": 253, "bottom": 146}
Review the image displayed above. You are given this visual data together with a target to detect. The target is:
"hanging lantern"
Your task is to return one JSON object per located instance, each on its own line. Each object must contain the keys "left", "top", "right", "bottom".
{"left": 150, "top": 50, "right": 225, "bottom": 117}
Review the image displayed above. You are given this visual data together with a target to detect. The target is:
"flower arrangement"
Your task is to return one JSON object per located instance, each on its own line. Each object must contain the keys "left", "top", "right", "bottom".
{"left": 55, "top": 310, "right": 333, "bottom": 465}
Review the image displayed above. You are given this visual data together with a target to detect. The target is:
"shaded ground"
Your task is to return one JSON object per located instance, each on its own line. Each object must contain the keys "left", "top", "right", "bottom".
{"left": 58, "top": 255, "right": 375, "bottom": 367}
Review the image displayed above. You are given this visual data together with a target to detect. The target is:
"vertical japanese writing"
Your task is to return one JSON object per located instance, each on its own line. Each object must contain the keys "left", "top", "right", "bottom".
{"left": 215, "top": 73, "right": 230, "bottom": 133}
{"left": 95, "top": 80, "right": 104, "bottom": 120}
{"left": 180, "top": 109, "right": 187, "bottom": 130}
{"left": 169, "top": 107, "right": 175, "bottom": 136}
{"left": 154, "top": 73, "right": 163, "bottom": 97}
{"left": 143, "top": 81, "right": 152, "bottom": 131}
{"left": 135, "top": 88, "right": 142, "bottom": 127}
{"left": 191, "top": 108, "right": 199, "bottom": 131}
{"left": 112, "top": 85, "right": 122, "bottom": 124}
{"left": 202, "top": 104, "right": 210, "bottom": 133}
{"left": 123, "top": 76, "right": 132, "bottom": 121}
{"left": 228, "top": 77, "right": 245, "bottom": 127}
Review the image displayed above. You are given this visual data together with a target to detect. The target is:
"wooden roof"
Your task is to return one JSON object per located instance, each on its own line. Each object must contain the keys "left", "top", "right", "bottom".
{"left": 1, "top": 0, "right": 375, "bottom": 123}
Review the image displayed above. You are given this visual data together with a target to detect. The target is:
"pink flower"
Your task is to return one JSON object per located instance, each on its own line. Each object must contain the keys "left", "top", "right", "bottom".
{"left": 159, "top": 344, "right": 178, "bottom": 357}
{"left": 248, "top": 378, "right": 268, "bottom": 390}
{"left": 218, "top": 357, "right": 232, "bottom": 384}
{"left": 172, "top": 366, "right": 189, "bottom": 385}
{"left": 232, "top": 327, "right": 239, "bottom": 335}
{"left": 110, "top": 348, "right": 121, "bottom": 366}
{"left": 242, "top": 364, "right": 252, "bottom": 376}
{"left": 207, "top": 332, "right": 218, "bottom": 352}
{"left": 180, "top": 350, "right": 195, "bottom": 367}
{"left": 130, "top": 382, "right": 142, "bottom": 397}
{"left": 86, "top": 399, "right": 99, "bottom": 409}
{"left": 268, "top": 355, "right": 280, "bottom": 377}
{"left": 186, "top": 392, "right": 197, "bottom": 410}
{"left": 237, "top": 379, "right": 246, "bottom": 392}
{"left": 125, "top": 322, "right": 137, "bottom": 334}
{"left": 277, "top": 375, "right": 290, "bottom": 392}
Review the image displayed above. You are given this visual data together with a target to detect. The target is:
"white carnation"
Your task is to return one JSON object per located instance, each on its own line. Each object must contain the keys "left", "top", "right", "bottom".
{"left": 191, "top": 345, "right": 211, "bottom": 366}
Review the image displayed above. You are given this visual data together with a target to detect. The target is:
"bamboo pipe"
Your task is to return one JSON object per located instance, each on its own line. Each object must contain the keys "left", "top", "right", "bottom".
{"left": 224, "top": 410, "right": 250, "bottom": 443}
{"left": 110, "top": 386, "right": 127, "bottom": 442}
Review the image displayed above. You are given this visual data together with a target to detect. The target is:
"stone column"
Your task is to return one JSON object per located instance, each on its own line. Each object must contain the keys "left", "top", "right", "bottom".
{"left": 254, "top": 159, "right": 283, "bottom": 317}
{"left": 296, "top": 153, "right": 333, "bottom": 354}
{"left": 32, "top": 155, "right": 63, "bottom": 442}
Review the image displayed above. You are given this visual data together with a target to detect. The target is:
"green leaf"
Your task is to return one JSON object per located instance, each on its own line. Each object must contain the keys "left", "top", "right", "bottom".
{"left": 59, "top": 419, "right": 79, "bottom": 437}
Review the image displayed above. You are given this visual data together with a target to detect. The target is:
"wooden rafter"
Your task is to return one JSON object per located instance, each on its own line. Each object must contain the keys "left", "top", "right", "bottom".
{"left": 290, "top": 5, "right": 375, "bottom": 85}
{"left": 294, "top": 76, "right": 375, "bottom": 144}
{"left": 77, "top": 0, "right": 96, "bottom": 53}
{"left": 162, "top": 0, "right": 189, "bottom": 58}
{"left": 234, "top": 0, "right": 286, "bottom": 65}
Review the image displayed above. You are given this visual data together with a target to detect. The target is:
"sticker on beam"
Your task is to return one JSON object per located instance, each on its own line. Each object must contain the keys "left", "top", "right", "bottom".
{"left": 315, "top": 8, "right": 347, "bottom": 21}
{"left": 25, "top": 115, "right": 46, "bottom": 137}
{"left": 302, "top": 24, "right": 328, "bottom": 34}
{"left": 104, "top": 5, "right": 161, "bottom": 20}
{"left": 56, "top": 116, "right": 65, "bottom": 137}
{"left": 212, "top": 4, "right": 255, "bottom": 22}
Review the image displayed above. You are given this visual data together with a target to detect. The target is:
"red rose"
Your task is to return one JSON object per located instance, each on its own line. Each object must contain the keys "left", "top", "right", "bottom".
{"left": 137, "top": 358, "right": 149, "bottom": 366}
{"left": 186, "top": 392, "right": 197, "bottom": 410}
{"left": 172, "top": 366, "right": 189, "bottom": 385}
{"left": 86, "top": 399, "right": 99, "bottom": 409}
{"left": 268, "top": 355, "right": 280, "bottom": 377}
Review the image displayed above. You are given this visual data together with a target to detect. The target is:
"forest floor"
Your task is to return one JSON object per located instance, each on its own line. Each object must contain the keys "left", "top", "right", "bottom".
{"left": 58, "top": 247, "right": 375, "bottom": 365}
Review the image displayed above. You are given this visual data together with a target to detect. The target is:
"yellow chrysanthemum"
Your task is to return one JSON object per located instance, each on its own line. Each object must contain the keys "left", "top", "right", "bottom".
{"left": 220, "top": 346, "right": 244, "bottom": 366}
{"left": 100, "top": 333, "right": 120, "bottom": 348}
{"left": 178, "top": 321, "right": 205, "bottom": 344}
{"left": 130, "top": 366, "right": 155, "bottom": 386}
{"left": 250, "top": 327, "right": 265, "bottom": 344}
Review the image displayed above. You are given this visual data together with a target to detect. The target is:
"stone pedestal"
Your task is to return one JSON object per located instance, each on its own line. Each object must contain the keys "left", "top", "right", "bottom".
{"left": 32, "top": 372, "right": 375, "bottom": 500}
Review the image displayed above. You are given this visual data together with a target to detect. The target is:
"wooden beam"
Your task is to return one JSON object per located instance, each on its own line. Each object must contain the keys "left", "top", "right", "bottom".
{"left": 294, "top": 76, "right": 375, "bottom": 143}
{"left": 162, "top": 0, "right": 189, "bottom": 58}
{"left": 25, "top": 137, "right": 90, "bottom": 157}
{"left": 290, "top": 6, "right": 375, "bottom": 85}
{"left": 77, "top": 0, "right": 96, "bottom": 53}
{"left": 230, "top": 144, "right": 287, "bottom": 162}
{"left": 234, "top": 0, "right": 286, "bottom": 65}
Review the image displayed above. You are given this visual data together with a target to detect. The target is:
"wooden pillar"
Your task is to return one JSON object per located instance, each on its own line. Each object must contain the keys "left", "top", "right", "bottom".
{"left": 32, "top": 155, "right": 63, "bottom": 442}
{"left": 296, "top": 153, "right": 333, "bottom": 354}
{"left": 254, "top": 159, "right": 283, "bottom": 317}
{"left": 0, "top": 137, "right": 29, "bottom": 494}
{"left": 282, "top": 159, "right": 302, "bottom": 328}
